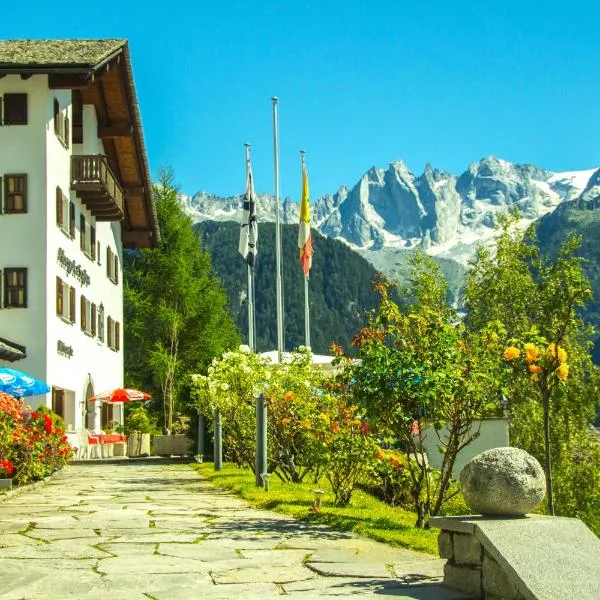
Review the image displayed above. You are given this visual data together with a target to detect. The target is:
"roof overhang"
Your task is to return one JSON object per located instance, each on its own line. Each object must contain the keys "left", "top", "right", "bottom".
{"left": 0, "top": 39, "right": 160, "bottom": 248}
{"left": 0, "top": 337, "right": 26, "bottom": 362}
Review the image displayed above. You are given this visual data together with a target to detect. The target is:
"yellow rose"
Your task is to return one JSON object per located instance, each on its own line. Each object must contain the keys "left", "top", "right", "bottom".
{"left": 524, "top": 343, "right": 539, "bottom": 364}
{"left": 546, "top": 343, "right": 567, "bottom": 364}
{"left": 503, "top": 346, "right": 521, "bottom": 361}
{"left": 555, "top": 364, "right": 569, "bottom": 381}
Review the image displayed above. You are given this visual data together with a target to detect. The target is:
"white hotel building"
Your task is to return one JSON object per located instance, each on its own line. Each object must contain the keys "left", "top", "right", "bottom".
{"left": 0, "top": 40, "right": 159, "bottom": 432}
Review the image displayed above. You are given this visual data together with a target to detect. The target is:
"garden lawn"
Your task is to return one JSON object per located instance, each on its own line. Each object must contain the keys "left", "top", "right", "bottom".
{"left": 192, "top": 462, "right": 439, "bottom": 554}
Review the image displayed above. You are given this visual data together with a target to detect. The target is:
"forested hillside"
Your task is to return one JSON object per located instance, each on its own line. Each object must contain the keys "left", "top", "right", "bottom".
{"left": 195, "top": 221, "right": 381, "bottom": 354}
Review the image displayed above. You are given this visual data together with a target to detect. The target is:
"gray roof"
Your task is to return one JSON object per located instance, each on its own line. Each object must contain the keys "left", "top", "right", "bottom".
{"left": 0, "top": 39, "right": 126, "bottom": 69}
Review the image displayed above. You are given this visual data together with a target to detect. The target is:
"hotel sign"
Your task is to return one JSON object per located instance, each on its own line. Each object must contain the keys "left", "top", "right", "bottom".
{"left": 57, "top": 248, "right": 90, "bottom": 286}
{"left": 57, "top": 340, "right": 73, "bottom": 358}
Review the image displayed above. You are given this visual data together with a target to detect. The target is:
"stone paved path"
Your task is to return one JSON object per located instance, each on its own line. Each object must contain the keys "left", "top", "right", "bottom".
{"left": 0, "top": 462, "right": 470, "bottom": 599}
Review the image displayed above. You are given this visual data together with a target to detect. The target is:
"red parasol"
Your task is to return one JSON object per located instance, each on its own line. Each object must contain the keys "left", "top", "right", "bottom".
{"left": 87, "top": 388, "right": 152, "bottom": 404}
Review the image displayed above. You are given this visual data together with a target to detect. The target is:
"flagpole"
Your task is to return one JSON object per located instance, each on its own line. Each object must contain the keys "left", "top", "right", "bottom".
{"left": 272, "top": 97, "right": 284, "bottom": 363}
{"left": 300, "top": 150, "right": 310, "bottom": 349}
{"left": 245, "top": 143, "right": 255, "bottom": 352}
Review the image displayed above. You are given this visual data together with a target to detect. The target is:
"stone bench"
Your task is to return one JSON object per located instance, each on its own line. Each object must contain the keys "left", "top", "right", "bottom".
{"left": 431, "top": 514, "right": 600, "bottom": 600}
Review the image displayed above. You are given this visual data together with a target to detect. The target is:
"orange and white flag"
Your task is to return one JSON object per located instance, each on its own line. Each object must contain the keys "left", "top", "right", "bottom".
{"left": 298, "top": 164, "right": 312, "bottom": 278}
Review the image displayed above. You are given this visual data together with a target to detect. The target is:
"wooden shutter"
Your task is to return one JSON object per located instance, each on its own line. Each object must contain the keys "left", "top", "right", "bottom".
{"left": 69, "top": 202, "right": 75, "bottom": 237}
{"left": 107, "top": 316, "right": 113, "bottom": 348}
{"left": 53, "top": 99, "right": 59, "bottom": 135}
{"left": 114, "top": 254, "right": 119, "bottom": 284}
{"left": 65, "top": 115, "right": 70, "bottom": 148}
{"left": 106, "top": 247, "right": 111, "bottom": 278}
{"left": 69, "top": 287, "right": 76, "bottom": 323}
{"left": 0, "top": 176, "right": 3, "bottom": 214}
{"left": 56, "top": 187, "right": 62, "bottom": 227}
{"left": 90, "top": 227, "right": 96, "bottom": 260}
{"left": 80, "top": 296, "right": 86, "bottom": 331}
{"left": 80, "top": 215, "right": 85, "bottom": 251}
{"left": 115, "top": 321, "right": 120, "bottom": 351}
{"left": 21, "top": 268, "right": 27, "bottom": 308}
{"left": 4, "top": 94, "right": 27, "bottom": 125}
{"left": 91, "top": 303, "right": 97, "bottom": 336}
{"left": 56, "top": 277, "right": 62, "bottom": 316}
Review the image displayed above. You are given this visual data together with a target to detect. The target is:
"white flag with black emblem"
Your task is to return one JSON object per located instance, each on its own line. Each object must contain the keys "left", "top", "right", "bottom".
{"left": 239, "top": 162, "right": 258, "bottom": 267}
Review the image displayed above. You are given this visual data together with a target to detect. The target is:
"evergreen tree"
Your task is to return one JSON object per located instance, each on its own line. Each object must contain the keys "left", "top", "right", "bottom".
{"left": 124, "top": 168, "right": 239, "bottom": 432}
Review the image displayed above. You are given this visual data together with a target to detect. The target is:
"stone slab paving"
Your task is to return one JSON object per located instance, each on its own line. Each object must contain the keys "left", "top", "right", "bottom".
{"left": 0, "top": 462, "right": 471, "bottom": 599}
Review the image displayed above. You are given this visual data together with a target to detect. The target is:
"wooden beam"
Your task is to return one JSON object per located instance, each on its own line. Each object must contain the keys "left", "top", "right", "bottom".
{"left": 20, "top": 73, "right": 33, "bottom": 80}
{"left": 48, "top": 73, "right": 91, "bottom": 89}
{"left": 97, "top": 121, "right": 133, "bottom": 138}
{"left": 123, "top": 230, "right": 153, "bottom": 244}
{"left": 123, "top": 184, "right": 144, "bottom": 196}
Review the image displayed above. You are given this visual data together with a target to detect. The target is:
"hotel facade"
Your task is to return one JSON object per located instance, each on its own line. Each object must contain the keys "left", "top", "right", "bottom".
{"left": 0, "top": 40, "right": 159, "bottom": 432}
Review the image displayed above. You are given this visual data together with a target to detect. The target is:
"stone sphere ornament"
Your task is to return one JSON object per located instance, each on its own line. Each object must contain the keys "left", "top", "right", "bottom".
{"left": 460, "top": 447, "right": 546, "bottom": 516}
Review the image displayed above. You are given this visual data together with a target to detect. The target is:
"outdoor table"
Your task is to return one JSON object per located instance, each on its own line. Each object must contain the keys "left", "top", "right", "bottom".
{"left": 88, "top": 434, "right": 127, "bottom": 458}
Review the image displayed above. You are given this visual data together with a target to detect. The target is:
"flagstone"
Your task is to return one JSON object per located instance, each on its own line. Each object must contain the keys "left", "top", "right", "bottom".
{"left": 156, "top": 542, "right": 240, "bottom": 561}
{"left": 211, "top": 564, "right": 316, "bottom": 584}
{"left": 97, "top": 554, "right": 210, "bottom": 575}
{"left": 0, "top": 539, "right": 109, "bottom": 559}
{"left": 106, "top": 532, "right": 202, "bottom": 543}
{"left": 26, "top": 528, "right": 104, "bottom": 541}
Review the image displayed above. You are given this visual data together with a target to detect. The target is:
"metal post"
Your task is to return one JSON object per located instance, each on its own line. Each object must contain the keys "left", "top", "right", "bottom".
{"left": 213, "top": 407, "right": 222, "bottom": 471}
{"left": 272, "top": 97, "right": 284, "bottom": 363}
{"left": 197, "top": 413, "right": 205, "bottom": 457}
{"left": 255, "top": 394, "right": 268, "bottom": 486}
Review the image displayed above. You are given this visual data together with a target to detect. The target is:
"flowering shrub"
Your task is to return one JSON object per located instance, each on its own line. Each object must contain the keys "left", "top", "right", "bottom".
{"left": 318, "top": 396, "right": 377, "bottom": 506}
{"left": 0, "top": 393, "right": 74, "bottom": 486}
{"left": 368, "top": 448, "right": 412, "bottom": 507}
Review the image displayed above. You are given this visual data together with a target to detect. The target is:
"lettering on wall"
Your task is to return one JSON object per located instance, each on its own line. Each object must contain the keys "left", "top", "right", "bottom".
{"left": 57, "top": 340, "right": 74, "bottom": 358}
{"left": 57, "top": 248, "right": 90, "bottom": 286}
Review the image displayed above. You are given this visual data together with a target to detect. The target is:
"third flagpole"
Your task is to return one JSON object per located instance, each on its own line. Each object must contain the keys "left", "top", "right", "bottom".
{"left": 244, "top": 143, "right": 255, "bottom": 352}
{"left": 300, "top": 150, "right": 310, "bottom": 349}
{"left": 272, "top": 97, "right": 284, "bottom": 363}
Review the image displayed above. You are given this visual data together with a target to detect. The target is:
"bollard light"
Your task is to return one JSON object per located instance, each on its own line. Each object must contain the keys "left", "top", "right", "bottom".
{"left": 260, "top": 472, "right": 271, "bottom": 491}
{"left": 194, "top": 454, "right": 203, "bottom": 463}
{"left": 312, "top": 489, "right": 325, "bottom": 512}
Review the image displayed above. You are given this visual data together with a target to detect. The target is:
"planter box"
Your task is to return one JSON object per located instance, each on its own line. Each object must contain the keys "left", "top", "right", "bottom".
{"left": 152, "top": 434, "right": 193, "bottom": 457}
{"left": 0, "top": 479, "right": 13, "bottom": 490}
{"left": 127, "top": 433, "right": 151, "bottom": 457}
{"left": 112, "top": 442, "right": 127, "bottom": 457}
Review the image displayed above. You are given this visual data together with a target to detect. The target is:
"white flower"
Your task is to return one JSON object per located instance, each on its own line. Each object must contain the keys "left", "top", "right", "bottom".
{"left": 221, "top": 383, "right": 229, "bottom": 391}
{"left": 239, "top": 344, "right": 251, "bottom": 354}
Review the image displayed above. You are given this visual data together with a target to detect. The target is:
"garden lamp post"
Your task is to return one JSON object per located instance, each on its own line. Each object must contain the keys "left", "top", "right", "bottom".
{"left": 197, "top": 413, "right": 205, "bottom": 457}
{"left": 213, "top": 406, "right": 222, "bottom": 471}
{"left": 255, "top": 393, "right": 268, "bottom": 487}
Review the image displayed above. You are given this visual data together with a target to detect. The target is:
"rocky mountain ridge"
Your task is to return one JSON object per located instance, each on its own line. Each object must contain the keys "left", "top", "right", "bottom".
{"left": 181, "top": 156, "right": 599, "bottom": 267}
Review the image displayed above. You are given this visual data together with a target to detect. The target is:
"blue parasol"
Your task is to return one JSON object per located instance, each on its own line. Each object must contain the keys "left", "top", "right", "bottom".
{"left": 0, "top": 367, "right": 51, "bottom": 398}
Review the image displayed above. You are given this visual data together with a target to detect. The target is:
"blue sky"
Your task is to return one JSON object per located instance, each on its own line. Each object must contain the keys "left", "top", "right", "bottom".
{"left": 3, "top": 1, "right": 600, "bottom": 200}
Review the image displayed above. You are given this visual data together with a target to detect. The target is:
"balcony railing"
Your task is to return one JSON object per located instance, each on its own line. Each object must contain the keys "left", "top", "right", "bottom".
{"left": 71, "top": 155, "right": 124, "bottom": 221}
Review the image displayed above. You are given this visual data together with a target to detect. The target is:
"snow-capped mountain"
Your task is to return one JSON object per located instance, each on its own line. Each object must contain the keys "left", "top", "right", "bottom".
{"left": 182, "top": 156, "right": 598, "bottom": 267}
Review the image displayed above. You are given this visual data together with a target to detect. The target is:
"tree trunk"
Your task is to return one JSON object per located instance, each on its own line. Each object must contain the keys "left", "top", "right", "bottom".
{"left": 542, "top": 388, "right": 555, "bottom": 515}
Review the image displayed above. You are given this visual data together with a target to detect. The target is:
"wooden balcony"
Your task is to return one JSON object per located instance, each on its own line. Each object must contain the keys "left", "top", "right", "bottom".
{"left": 71, "top": 155, "right": 124, "bottom": 221}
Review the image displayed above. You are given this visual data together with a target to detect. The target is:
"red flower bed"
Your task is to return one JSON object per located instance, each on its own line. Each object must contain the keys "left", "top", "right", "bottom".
{"left": 0, "top": 392, "right": 74, "bottom": 485}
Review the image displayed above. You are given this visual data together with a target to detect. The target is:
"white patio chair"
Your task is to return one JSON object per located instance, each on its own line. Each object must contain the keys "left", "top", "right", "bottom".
{"left": 79, "top": 429, "right": 101, "bottom": 459}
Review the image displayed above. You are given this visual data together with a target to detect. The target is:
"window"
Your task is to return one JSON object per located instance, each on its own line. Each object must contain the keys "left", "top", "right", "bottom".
{"left": 56, "top": 277, "right": 75, "bottom": 323}
{"left": 80, "top": 296, "right": 97, "bottom": 336}
{"left": 3, "top": 175, "right": 27, "bottom": 213}
{"left": 56, "top": 187, "right": 74, "bottom": 236}
{"left": 97, "top": 303, "right": 105, "bottom": 343}
{"left": 52, "top": 388, "right": 65, "bottom": 420}
{"left": 1, "top": 93, "right": 27, "bottom": 125}
{"left": 80, "top": 216, "right": 95, "bottom": 259}
{"left": 3, "top": 268, "right": 27, "bottom": 308}
{"left": 107, "top": 316, "right": 120, "bottom": 351}
{"left": 53, "top": 98, "right": 69, "bottom": 147}
{"left": 106, "top": 246, "right": 119, "bottom": 284}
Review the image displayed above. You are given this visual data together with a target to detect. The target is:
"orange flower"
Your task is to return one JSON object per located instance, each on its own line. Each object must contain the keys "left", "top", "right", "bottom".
{"left": 524, "top": 343, "right": 539, "bottom": 364}
{"left": 280, "top": 417, "right": 290, "bottom": 426}
{"left": 298, "top": 420, "right": 311, "bottom": 429}
{"left": 283, "top": 391, "right": 295, "bottom": 402}
{"left": 375, "top": 449, "right": 384, "bottom": 461}
{"left": 528, "top": 364, "right": 542, "bottom": 374}
{"left": 555, "top": 364, "right": 569, "bottom": 381}
{"left": 503, "top": 346, "right": 521, "bottom": 361}
{"left": 330, "top": 420, "right": 340, "bottom": 433}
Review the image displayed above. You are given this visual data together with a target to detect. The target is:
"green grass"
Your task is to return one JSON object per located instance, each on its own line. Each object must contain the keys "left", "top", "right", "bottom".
{"left": 191, "top": 462, "right": 439, "bottom": 554}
